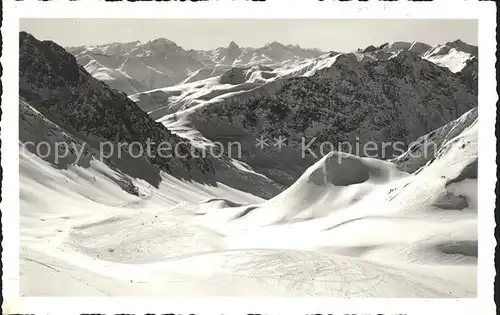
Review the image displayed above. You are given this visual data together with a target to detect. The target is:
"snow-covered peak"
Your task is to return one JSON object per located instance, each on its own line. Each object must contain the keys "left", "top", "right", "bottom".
{"left": 356, "top": 39, "right": 477, "bottom": 74}
{"left": 68, "top": 40, "right": 142, "bottom": 56}
{"left": 228, "top": 40, "right": 240, "bottom": 50}
{"left": 265, "top": 41, "right": 286, "bottom": 49}
{"left": 143, "top": 37, "right": 183, "bottom": 53}
{"left": 218, "top": 41, "right": 243, "bottom": 65}
{"left": 423, "top": 40, "right": 477, "bottom": 73}
{"left": 381, "top": 41, "right": 413, "bottom": 53}
{"left": 227, "top": 41, "right": 242, "bottom": 54}
{"left": 445, "top": 39, "right": 478, "bottom": 56}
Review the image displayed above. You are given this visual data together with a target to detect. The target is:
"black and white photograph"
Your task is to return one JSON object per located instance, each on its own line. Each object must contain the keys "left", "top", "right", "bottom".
{"left": 0, "top": 2, "right": 497, "bottom": 314}
{"left": 16, "top": 18, "right": 481, "bottom": 297}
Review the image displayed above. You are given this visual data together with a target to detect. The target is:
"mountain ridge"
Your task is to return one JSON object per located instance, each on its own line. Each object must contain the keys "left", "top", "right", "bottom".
{"left": 66, "top": 38, "right": 328, "bottom": 93}
{"left": 66, "top": 37, "right": 478, "bottom": 99}
{"left": 19, "top": 31, "right": 215, "bottom": 184}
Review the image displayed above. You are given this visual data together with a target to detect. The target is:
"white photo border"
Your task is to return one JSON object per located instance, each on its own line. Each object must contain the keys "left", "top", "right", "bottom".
{"left": 1, "top": 0, "right": 497, "bottom": 314}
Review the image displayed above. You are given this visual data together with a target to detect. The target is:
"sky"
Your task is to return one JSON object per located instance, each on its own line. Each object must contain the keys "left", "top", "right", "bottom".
{"left": 20, "top": 19, "right": 478, "bottom": 52}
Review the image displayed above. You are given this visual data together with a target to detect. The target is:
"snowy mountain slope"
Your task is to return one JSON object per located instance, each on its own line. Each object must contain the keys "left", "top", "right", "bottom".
{"left": 422, "top": 40, "right": 478, "bottom": 74}
{"left": 129, "top": 64, "right": 292, "bottom": 119}
{"left": 19, "top": 92, "right": 282, "bottom": 206}
{"left": 129, "top": 51, "right": 367, "bottom": 117}
{"left": 391, "top": 107, "right": 478, "bottom": 173}
{"left": 20, "top": 99, "right": 478, "bottom": 297}
{"left": 20, "top": 31, "right": 214, "bottom": 179}
{"left": 363, "top": 40, "right": 478, "bottom": 74}
{"left": 200, "top": 109, "right": 477, "bottom": 230}
{"left": 173, "top": 49, "right": 477, "bottom": 186}
{"left": 80, "top": 59, "right": 148, "bottom": 95}
{"left": 19, "top": 31, "right": 286, "bottom": 199}
{"left": 20, "top": 123, "right": 477, "bottom": 297}
{"left": 124, "top": 44, "right": 479, "bottom": 189}
{"left": 195, "top": 107, "right": 478, "bottom": 270}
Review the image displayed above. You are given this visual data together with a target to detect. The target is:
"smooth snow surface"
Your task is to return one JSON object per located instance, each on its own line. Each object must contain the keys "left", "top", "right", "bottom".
{"left": 20, "top": 109, "right": 478, "bottom": 297}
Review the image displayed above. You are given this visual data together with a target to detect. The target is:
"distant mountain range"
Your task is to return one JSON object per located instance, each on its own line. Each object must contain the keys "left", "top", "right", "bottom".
{"left": 67, "top": 38, "right": 477, "bottom": 97}
{"left": 66, "top": 39, "right": 324, "bottom": 94}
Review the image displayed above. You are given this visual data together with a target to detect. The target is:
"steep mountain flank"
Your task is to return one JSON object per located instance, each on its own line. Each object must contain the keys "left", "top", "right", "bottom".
{"left": 19, "top": 31, "right": 214, "bottom": 184}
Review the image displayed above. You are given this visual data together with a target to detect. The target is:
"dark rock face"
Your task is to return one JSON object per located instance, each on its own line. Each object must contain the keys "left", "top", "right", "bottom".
{"left": 445, "top": 39, "right": 478, "bottom": 56}
{"left": 362, "top": 45, "right": 377, "bottom": 53}
{"left": 194, "top": 50, "right": 478, "bottom": 163}
{"left": 19, "top": 31, "right": 214, "bottom": 180}
{"left": 219, "top": 67, "right": 248, "bottom": 85}
{"left": 446, "top": 159, "right": 478, "bottom": 186}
